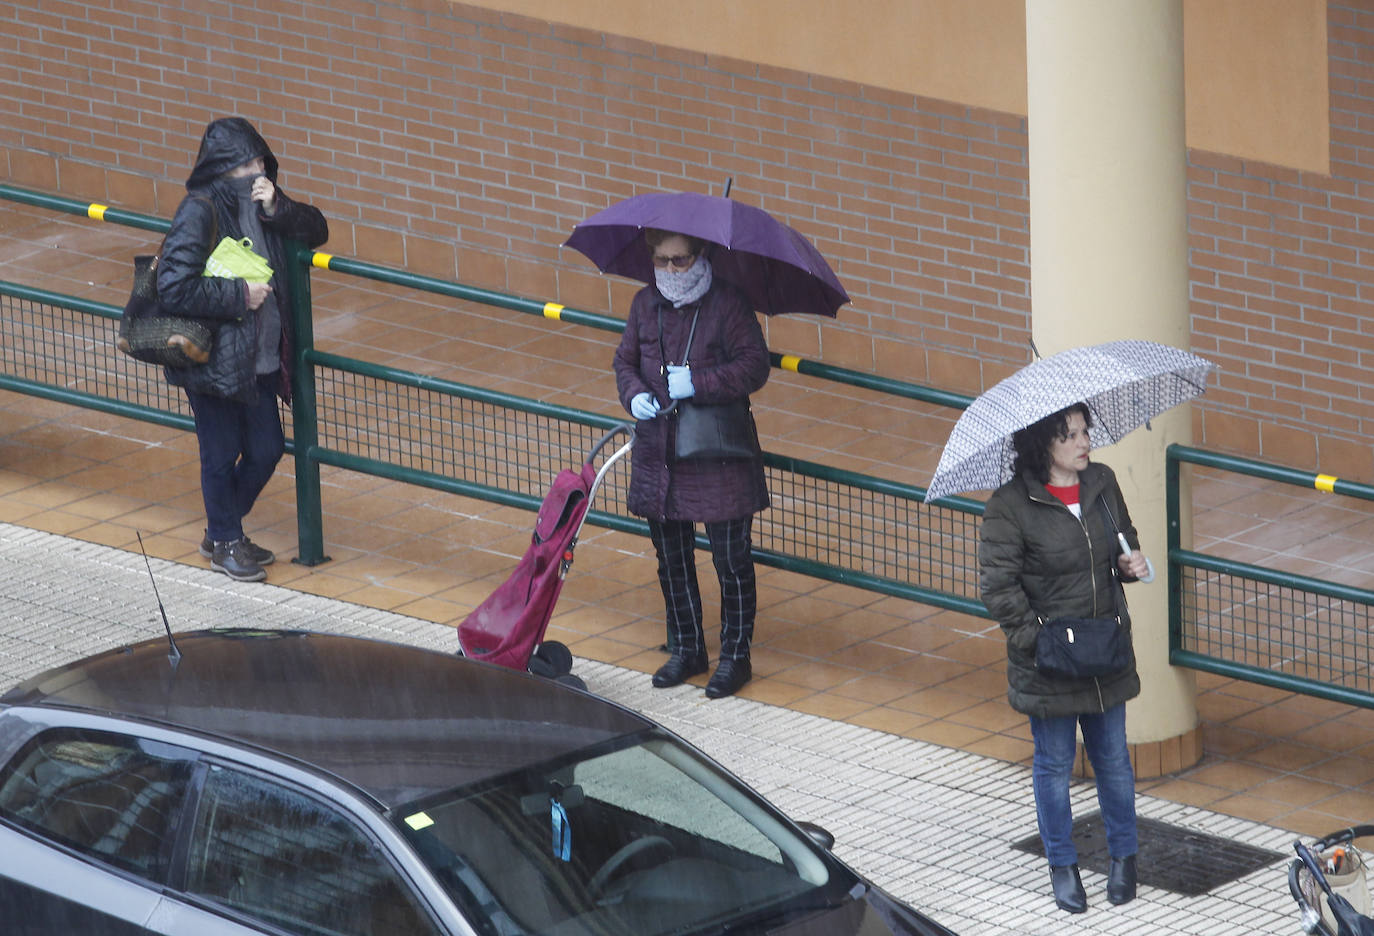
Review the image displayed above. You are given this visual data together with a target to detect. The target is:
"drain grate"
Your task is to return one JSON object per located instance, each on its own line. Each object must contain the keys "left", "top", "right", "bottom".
{"left": 1011, "top": 812, "right": 1283, "bottom": 896}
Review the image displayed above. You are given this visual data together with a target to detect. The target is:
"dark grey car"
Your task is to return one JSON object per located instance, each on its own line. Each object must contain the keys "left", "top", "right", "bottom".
{"left": 0, "top": 629, "right": 956, "bottom": 936}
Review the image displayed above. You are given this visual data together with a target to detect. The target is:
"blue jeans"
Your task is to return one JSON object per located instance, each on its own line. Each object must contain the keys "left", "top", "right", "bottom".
{"left": 1029, "top": 703, "right": 1138, "bottom": 866}
{"left": 185, "top": 375, "right": 284, "bottom": 544}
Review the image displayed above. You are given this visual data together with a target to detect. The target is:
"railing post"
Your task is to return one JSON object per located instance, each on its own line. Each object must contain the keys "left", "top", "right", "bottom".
{"left": 285, "top": 240, "right": 328, "bottom": 565}
{"left": 1166, "top": 444, "right": 1182, "bottom": 660}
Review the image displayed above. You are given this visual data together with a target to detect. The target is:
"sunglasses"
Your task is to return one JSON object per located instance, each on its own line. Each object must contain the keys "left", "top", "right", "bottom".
{"left": 651, "top": 252, "right": 697, "bottom": 270}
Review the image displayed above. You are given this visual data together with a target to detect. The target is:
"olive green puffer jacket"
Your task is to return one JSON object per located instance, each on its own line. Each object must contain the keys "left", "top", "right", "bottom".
{"left": 978, "top": 461, "right": 1142, "bottom": 718}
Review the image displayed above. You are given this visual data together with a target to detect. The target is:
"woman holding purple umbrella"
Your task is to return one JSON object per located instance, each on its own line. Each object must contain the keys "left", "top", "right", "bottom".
{"left": 613, "top": 228, "right": 770, "bottom": 700}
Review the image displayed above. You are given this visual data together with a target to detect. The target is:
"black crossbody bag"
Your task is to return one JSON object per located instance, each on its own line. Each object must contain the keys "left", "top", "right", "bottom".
{"left": 658, "top": 306, "right": 760, "bottom": 461}
{"left": 1034, "top": 495, "right": 1133, "bottom": 681}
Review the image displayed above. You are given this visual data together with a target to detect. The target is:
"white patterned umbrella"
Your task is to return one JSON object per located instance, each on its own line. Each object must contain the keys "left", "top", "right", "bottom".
{"left": 923, "top": 340, "right": 1217, "bottom": 503}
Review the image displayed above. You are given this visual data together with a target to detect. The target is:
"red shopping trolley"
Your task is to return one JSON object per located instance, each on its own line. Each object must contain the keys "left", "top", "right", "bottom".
{"left": 457, "top": 425, "right": 633, "bottom": 690}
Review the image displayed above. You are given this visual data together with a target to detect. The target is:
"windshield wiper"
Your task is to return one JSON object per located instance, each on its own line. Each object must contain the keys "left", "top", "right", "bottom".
{"left": 707, "top": 891, "right": 853, "bottom": 935}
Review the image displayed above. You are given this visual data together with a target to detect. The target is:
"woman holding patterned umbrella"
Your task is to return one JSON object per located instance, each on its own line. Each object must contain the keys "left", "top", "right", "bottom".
{"left": 979, "top": 402, "right": 1150, "bottom": 913}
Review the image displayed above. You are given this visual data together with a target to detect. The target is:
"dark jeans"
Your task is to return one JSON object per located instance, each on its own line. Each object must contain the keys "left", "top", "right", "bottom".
{"left": 648, "top": 516, "right": 756, "bottom": 662}
{"left": 185, "top": 375, "right": 284, "bottom": 544}
{"left": 1029, "top": 702, "right": 1138, "bottom": 867}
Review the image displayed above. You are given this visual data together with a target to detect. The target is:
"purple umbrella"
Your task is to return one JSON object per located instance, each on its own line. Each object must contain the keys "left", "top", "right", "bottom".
{"left": 564, "top": 191, "right": 849, "bottom": 317}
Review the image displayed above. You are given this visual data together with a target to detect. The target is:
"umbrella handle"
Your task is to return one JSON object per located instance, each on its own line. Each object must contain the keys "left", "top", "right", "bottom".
{"left": 1116, "top": 533, "right": 1156, "bottom": 584}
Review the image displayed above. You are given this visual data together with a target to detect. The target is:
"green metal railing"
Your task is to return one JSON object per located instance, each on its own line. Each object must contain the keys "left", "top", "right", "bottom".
{"left": 1167, "top": 444, "right": 1374, "bottom": 708}
{"left": 9, "top": 181, "right": 1374, "bottom": 710}
{"left": 0, "top": 183, "right": 987, "bottom": 618}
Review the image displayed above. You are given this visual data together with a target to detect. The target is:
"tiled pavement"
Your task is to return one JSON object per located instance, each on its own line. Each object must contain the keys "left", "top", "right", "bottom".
{"left": 2, "top": 196, "right": 1373, "bottom": 930}
{"left": 0, "top": 523, "right": 1306, "bottom": 935}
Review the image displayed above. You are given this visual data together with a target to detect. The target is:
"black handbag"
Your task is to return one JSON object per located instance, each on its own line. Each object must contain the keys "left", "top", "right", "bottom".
{"left": 116, "top": 199, "right": 216, "bottom": 368}
{"left": 1033, "top": 495, "right": 1132, "bottom": 680}
{"left": 675, "top": 398, "right": 760, "bottom": 461}
{"left": 659, "top": 306, "right": 761, "bottom": 461}
{"left": 1035, "top": 613, "right": 1129, "bottom": 680}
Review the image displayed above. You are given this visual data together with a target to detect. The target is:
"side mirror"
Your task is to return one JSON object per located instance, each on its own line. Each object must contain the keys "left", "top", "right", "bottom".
{"left": 795, "top": 821, "right": 835, "bottom": 851}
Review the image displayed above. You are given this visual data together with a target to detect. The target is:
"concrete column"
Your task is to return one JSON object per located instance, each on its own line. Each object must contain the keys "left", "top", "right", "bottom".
{"left": 1025, "top": 0, "right": 1200, "bottom": 775}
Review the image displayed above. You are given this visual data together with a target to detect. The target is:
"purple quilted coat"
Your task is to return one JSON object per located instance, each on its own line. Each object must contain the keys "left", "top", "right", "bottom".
{"left": 613, "top": 279, "right": 770, "bottom": 523}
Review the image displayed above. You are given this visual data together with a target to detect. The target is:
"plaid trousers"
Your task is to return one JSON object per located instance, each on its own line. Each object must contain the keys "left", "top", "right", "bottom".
{"left": 647, "top": 516, "right": 756, "bottom": 661}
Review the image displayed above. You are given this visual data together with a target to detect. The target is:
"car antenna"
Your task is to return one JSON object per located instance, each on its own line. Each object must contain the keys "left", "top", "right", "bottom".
{"left": 135, "top": 531, "right": 182, "bottom": 668}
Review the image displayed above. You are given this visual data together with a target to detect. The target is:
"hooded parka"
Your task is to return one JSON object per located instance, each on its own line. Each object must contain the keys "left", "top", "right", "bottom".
{"left": 157, "top": 117, "right": 328, "bottom": 404}
{"left": 613, "top": 278, "right": 770, "bottom": 524}
{"left": 979, "top": 461, "right": 1142, "bottom": 718}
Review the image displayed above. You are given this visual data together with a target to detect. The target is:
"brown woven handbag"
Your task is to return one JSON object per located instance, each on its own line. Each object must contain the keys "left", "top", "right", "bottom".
{"left": 116, "top": 198, "right": 216, "bottom": 368}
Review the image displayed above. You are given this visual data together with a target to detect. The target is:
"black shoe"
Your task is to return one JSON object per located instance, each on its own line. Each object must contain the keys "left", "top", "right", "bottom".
{"left": 211, "top": 538, "right": 267, "bottom": 583}
{"left": 651, "top": 653, "right": 708, "bottom": 688}
{"left": 705, "top": 658, "right": 752, "bottom": 699}
{"left": 1107, "top": 855, "right": 1137, "bottom": 905}
{"left": 1049, "top": 864, "right": 1086, "bottom": 914}
{"left": 201, "top": 531, "right": 275, "bottom": 566}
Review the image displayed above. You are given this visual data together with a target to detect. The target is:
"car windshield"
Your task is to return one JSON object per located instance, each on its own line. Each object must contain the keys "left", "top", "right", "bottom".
{"left": 395, "top": 729, "right": 851, "bottom": 936}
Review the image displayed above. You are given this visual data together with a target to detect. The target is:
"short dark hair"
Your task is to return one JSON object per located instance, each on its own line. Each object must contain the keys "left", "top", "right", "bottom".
{"left": 644, "top": 228, "right": 706, "bottom": 255}
{"left": 1010, "top": 403, "right": 1092, "bottom": 484}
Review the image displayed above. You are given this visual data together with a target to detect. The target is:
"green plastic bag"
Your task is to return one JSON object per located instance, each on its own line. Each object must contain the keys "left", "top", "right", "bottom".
{"left": 203, "top": 236, "right": 273, "bottom": 283}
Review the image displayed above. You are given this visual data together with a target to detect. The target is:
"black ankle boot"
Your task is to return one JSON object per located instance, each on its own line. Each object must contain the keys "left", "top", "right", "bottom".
{"left": 1107, "top": 854, "right": 1137, "bottom": 905}
{"left": 1049, "top": 864, "right": 1086, "bottom": 913}
{"left": 651, "top": 652, "right": 708, "bottom": 688}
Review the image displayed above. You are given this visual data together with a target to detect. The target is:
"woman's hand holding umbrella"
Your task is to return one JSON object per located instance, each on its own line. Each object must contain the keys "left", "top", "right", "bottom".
{"left": 1116, "top": 534, "right": 1155, "bottom": 583}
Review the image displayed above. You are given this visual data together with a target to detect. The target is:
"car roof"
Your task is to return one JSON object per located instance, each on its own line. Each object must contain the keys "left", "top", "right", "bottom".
{"left": 0, "top": 629, "right": 649, "bottom": 809}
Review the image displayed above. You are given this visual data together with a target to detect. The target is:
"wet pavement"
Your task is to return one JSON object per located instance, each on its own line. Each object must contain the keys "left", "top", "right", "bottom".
{"left": 0, "top": 522, "right": 1309, "bottom": 935}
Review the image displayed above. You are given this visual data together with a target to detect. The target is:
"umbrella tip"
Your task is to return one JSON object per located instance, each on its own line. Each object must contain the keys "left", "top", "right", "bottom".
{"left": 722, "top": 177, "right": 732, "bottom": 198}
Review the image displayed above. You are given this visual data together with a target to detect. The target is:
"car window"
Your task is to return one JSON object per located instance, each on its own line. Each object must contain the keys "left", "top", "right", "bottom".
{"left": 184, "top": 764, "right": 441, "bottom": 936}
{"left": 0, "top": 728, "right": 195, "bottom": 882}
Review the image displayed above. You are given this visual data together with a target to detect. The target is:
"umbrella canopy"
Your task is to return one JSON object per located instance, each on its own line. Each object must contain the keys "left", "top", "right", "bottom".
{"left": 564, "top": 191, "right": 849, "bottom": 317}
{"left": 923, "top": 340, "right": 1217, "bottom": 503}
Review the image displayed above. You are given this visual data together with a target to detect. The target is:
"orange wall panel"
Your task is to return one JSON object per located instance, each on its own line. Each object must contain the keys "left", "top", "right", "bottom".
{"left": 466, "top": 0, "right": 1328, "bottom": 172}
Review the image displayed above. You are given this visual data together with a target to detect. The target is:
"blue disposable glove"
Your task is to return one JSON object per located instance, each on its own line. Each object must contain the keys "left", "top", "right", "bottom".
{"left": 630, "top": 392, "right": 660, "bottom": 420}
{"left": 665, "top": 364, "right": 695, "bottom": 400}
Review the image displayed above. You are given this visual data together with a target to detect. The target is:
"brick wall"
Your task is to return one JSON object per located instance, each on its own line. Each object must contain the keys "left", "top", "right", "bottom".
{"left": 1185, "top": 3, "right": 1374, "bottom": 478}
{"left": 1, "top": 0, "right": 1370, "bottom": 475}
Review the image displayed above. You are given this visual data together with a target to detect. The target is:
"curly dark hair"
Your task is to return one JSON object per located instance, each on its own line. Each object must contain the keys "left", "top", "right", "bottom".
{"left": 1010, "top": 402, "right": 1093, "bottom": 484}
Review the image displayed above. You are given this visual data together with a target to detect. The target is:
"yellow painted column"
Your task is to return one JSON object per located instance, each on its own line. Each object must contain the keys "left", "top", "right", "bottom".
{"left": 1025, "top": 0, "right": 1199, "bottom": 773}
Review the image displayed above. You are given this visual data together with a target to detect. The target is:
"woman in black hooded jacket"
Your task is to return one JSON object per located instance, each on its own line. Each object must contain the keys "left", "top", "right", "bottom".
{"left": 157, "top": 117, "right": 328, "bottom": 582}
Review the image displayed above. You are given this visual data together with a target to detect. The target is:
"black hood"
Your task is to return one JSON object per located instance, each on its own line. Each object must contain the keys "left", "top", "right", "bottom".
{"left": 185, "top": 117, "right": 279, "bottom": 190}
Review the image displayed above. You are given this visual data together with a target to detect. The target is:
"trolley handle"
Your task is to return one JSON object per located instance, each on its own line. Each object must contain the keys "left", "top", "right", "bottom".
{"left": 584, "top": 423, "right": 633, "bottom": 465}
